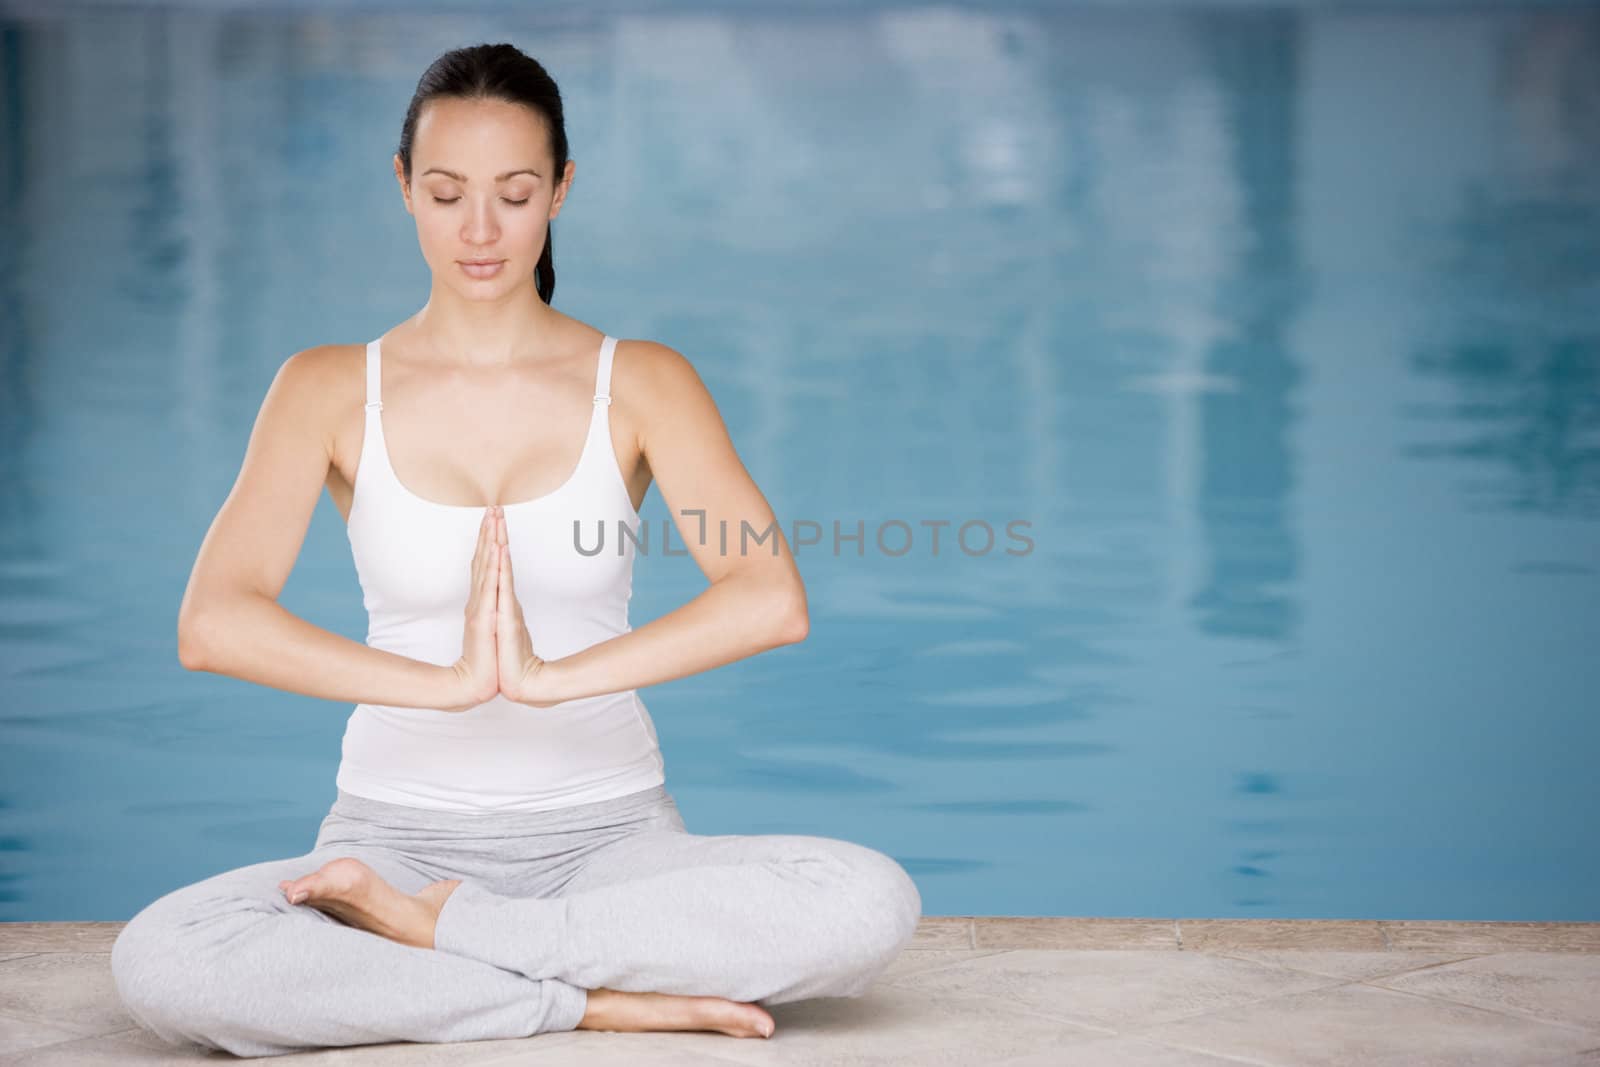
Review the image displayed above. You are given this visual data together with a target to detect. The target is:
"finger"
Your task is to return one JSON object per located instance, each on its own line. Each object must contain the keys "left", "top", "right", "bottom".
{"left": 478, "top": 537, "right": 487, "bottom": 597}
{"left": 480, "top": 517, "right": 500, "bottom": 613}
{"left": 498, "top": 544, "right": 513, "bottom": 616}
{"left": 476, "top": 513, "right": 494, "bottom": 601}
{"left": 480, "top": 529, "right": 494, "bottom": 611}
{"left": 494, "top": 549, "right": 508, "bottom": 638}
{"left": 497, "top": 537, "right": 520, "bottom": 608}
{"left": 472, "top": 508, "right": 488, "bottom": 584}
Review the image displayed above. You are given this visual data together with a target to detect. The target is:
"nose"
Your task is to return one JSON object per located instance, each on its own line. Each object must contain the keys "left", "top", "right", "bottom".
{"left": 460, "top": 198, "right": 500, "bottom": 244}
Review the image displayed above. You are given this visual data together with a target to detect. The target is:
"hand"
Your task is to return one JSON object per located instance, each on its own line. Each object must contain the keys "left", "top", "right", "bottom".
{"left": 447, "top": 506, "right": 502, "bottom": 711}
{"left": 492, "top": 509, "right": 563, "bottom": 707}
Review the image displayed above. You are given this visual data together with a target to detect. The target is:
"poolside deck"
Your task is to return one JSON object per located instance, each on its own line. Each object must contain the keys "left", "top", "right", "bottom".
{"left": 2, "top": 917, "right": 1597, "bottom": 1064}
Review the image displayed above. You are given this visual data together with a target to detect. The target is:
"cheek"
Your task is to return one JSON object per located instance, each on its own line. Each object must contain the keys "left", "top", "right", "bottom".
{"left": 511, "top": 207, "right": 546, "bottom": 238}
{"left": 414, "top": 210, "right": 452, "bottom": 248}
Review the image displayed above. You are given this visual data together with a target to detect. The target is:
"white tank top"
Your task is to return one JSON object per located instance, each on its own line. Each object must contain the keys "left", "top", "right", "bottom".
{"left": 334, "top": 332, "right": 666, "bottom": 812}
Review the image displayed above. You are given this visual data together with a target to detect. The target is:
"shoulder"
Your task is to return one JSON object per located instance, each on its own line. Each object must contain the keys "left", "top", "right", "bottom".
{"left": 610, "top": 338, "right": 728, "bottom": 454}
{"left": 275, "top": 342, "right": 361, "bottom": 387}
{"left": 613, "top": 338, "right": 711, "bottom": 403}
{"left": 263, "top": 343, "right": 365, "bottom": 449}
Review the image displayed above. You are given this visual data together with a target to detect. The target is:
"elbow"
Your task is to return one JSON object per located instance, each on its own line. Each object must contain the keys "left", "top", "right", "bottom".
{"left": 775, "top": 587, "right": 809, "bottom": 646}
{"left": 176, "top": 609, "right": 212, "bottom": 671}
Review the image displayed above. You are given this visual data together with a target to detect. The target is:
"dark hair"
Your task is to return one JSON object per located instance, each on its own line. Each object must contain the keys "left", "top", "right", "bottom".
{"left": 396, "top": 43, "right": 570, "bottom": 305}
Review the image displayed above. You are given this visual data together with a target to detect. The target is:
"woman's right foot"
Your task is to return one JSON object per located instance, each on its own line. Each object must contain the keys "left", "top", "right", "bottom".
{"left": 579, "top": 987, "right": 775, "bottom": 1038}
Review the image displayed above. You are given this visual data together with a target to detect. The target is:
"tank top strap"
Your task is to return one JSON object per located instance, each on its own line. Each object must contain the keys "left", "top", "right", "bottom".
{"left": 365, "top": 339, "right": 384, "bottom": 411}
{"left": 593, "top": 335, "right": 617, "bottom": 407}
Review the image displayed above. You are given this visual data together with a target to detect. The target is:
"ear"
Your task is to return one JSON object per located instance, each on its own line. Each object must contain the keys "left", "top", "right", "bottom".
{"left": 549, "top": 158, "right": 576, "bottom": 221}
{"left": 393, "top": 154, "right": 413, "bottom": 215}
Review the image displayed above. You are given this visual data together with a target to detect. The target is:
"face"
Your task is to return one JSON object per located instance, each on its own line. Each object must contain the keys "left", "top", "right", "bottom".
{"left": 394, "top": 96, "right": 575, "bottom": 297}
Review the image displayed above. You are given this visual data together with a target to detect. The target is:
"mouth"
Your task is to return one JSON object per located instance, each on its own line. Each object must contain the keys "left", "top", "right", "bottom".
{"left": 459, "top": 259, "right": 507, "bottom": 278}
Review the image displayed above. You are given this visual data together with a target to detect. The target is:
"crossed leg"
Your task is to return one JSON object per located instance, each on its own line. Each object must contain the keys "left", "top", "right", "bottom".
{"left": 109, "top": 844, "right": 587, "bottom": 1058}
{"left": 112, "top": 814, "right": 921, "bottom": 1057}
{"left": 432, "top": 820, "right": 923, "bottom": 1007}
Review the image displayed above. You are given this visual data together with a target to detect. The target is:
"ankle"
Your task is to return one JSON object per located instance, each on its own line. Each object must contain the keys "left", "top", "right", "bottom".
{"left": 576, "top": 987, "right": 616, "bottom": 1031}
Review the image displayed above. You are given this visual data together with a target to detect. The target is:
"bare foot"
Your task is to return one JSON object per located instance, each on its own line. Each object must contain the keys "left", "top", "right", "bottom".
{"left": 279, "top": 858, "right": 460, "bottom": 950}
{"left": 580, "top": 987, "right": 775, "bottom": 1039}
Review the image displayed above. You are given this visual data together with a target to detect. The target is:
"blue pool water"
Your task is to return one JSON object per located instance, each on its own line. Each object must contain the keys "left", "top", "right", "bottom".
{"left": 1, "top": 5, "right": 1596, "bottom": 923}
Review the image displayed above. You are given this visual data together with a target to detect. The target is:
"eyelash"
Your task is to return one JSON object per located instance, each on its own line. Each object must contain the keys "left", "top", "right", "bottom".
{"left": 431, "top": 197, "right": 529, "bottom": 206}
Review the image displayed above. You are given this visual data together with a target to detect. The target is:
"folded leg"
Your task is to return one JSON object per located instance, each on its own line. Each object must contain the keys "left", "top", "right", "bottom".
{"left": 431, "top": 817, "right": 922, "bottom": 1007}
{"left": 110, "top": 844, "right": 587, "bottom": 1058}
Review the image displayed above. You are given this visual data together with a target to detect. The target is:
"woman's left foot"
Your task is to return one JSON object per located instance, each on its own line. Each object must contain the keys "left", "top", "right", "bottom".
{"left": 279, "top": 858, "right": 460, "bottom": 949}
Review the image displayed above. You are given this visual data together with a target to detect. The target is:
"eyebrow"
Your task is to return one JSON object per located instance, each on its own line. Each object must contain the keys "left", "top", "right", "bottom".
{"left": 421, "top": 167, "right": 540, "bottom": 181}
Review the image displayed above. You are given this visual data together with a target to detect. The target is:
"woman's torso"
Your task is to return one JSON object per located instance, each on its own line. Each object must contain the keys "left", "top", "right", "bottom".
{"left": 320, "top": 318, "right": 667, "bottom": 813}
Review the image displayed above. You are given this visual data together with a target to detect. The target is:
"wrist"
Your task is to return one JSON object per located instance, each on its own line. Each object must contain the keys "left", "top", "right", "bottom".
{"left": 439, "top": 662, "right": 474, "bottom": 711}
{"left": 528, "top": 656, "right": 573, "bottom": 707}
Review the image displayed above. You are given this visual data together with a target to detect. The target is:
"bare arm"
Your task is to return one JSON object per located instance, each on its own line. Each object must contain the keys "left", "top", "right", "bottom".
{"left": 540, "top": 341, "right": 808, "bottom": 705}
{"left": 177, "top": 347, "right": 469, "bottom": 711}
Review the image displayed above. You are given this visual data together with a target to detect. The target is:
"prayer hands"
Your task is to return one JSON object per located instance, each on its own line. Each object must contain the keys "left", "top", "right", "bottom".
{"left": 491, "top": 508, "right": 561, "bottom": 707}
{"left": 449, "top": 506, "right": 563, "bottom": 710}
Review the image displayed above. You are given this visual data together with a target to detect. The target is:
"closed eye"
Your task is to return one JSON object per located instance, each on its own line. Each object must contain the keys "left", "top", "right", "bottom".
{"left": 432, "top": 197, "right": 529, "bottom": 206}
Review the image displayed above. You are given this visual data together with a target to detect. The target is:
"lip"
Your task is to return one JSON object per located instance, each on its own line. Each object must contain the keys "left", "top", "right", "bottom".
{"left": 458, "top": 259, "right": 506, "bottom": 278}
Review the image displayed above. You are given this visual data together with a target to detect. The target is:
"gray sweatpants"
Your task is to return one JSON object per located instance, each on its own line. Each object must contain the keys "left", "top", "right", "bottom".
{"left": 110, "top": 783, "right": 922, "bottom": 1058}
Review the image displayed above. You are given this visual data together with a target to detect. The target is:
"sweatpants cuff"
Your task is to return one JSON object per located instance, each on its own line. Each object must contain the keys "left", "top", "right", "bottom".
{"left": 547, "top": 980, "right": 589, "bottom": 1033}
{"left": 433, "top": 878, "right": 499, "bottom": 962}
{"left": 433, "top": 878, "right": 565, "bottom": 978}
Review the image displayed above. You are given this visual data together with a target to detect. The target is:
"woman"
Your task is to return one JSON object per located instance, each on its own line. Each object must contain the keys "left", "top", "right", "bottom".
{"left": 109, "top": 42, "right": 921, "bottom": 1058}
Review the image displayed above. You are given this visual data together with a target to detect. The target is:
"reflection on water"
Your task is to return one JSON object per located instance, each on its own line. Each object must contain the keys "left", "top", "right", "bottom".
{"left": 1407, "top": 179, "right": 1600, "bottom": 518}
{"left": 0, "top": 6, "right": 1595, "bottom": 922}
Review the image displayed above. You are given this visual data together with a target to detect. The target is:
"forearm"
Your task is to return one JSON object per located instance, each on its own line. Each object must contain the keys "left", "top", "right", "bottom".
{"left": 544, "top": 571, "right": 806, "bottom": 703}
{"left": 179, "top": 594, "right": 466, "bottom": 710}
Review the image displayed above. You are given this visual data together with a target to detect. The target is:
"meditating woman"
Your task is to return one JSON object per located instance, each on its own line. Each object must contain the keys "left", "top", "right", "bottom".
{"left": 110, "top": 41, "right": 921, "bottom": 1058}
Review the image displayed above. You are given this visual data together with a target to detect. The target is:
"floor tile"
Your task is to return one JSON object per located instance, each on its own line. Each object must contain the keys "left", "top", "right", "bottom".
{"left": 1370, "top": 952, "right": 1600, "bottom": 1033}
{"left": 907, "top": 919, "right": 972, "bottom": 950}
{"left": 1131, "top": 981, "right": 1598, "bottom": 1066}
{"left": 875, "top": 949, "right": 1018, "bottom": 983}
{"left": 0, "top": 1028, "right": 220, "bottom": 1064}
{"left": 660, "top": 986, "right": 1112, "bottom": 1066}
{"left": 0, "top": 924, "right": 120, "bottom": 954}
{"left": 478, "top": 1033, "right": 762, "bottom": 1066}
{"left": 1381, "top": 921, "right": 1600, "bottom": 953}
{"left": 878, "top": 947, "right": 1346, "bottom": 1030}
{"left": 1197, "top": 948, "right": 1486, "bottom": 983}
{"left": 974, "top": 917, "right": 1178, "bottom": 950}
{"left": 0, "top": 953, "right": 133, "bottom": 1041}
{"left": 242, "top": 1031, "right": 587, "bottom": 1064}
{"left": 0, "top": 1009, "right": 108, "bottom": 1058}
{"left": 997, "top": 1034, "right": 1275, "bottom": 1065}
{"left": 1179, "top": 920, "right": 1386, "bottom": 953}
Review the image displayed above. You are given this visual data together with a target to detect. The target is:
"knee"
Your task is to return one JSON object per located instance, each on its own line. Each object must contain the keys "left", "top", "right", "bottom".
{"left": 870, "top": 850, "right": 922, "bottom": 949}
{"left": 111, "top": 904, "right": 193, "bottom": 1046}
{"left": 837, "top": 842, "right": 922, "bottom": 960}
{"left": 111, "top": 895, "right": 248, "bottom": 1053}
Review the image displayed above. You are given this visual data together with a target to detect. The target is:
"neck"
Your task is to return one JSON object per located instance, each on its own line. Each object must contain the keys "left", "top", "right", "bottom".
{"left": 409, "top": 282, "right": 559, "bottom": 367}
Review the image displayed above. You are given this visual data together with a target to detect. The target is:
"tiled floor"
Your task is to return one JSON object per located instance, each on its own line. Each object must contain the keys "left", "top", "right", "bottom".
{"left": 2, "top": 918, "right": 1597, "bottom": 1065}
